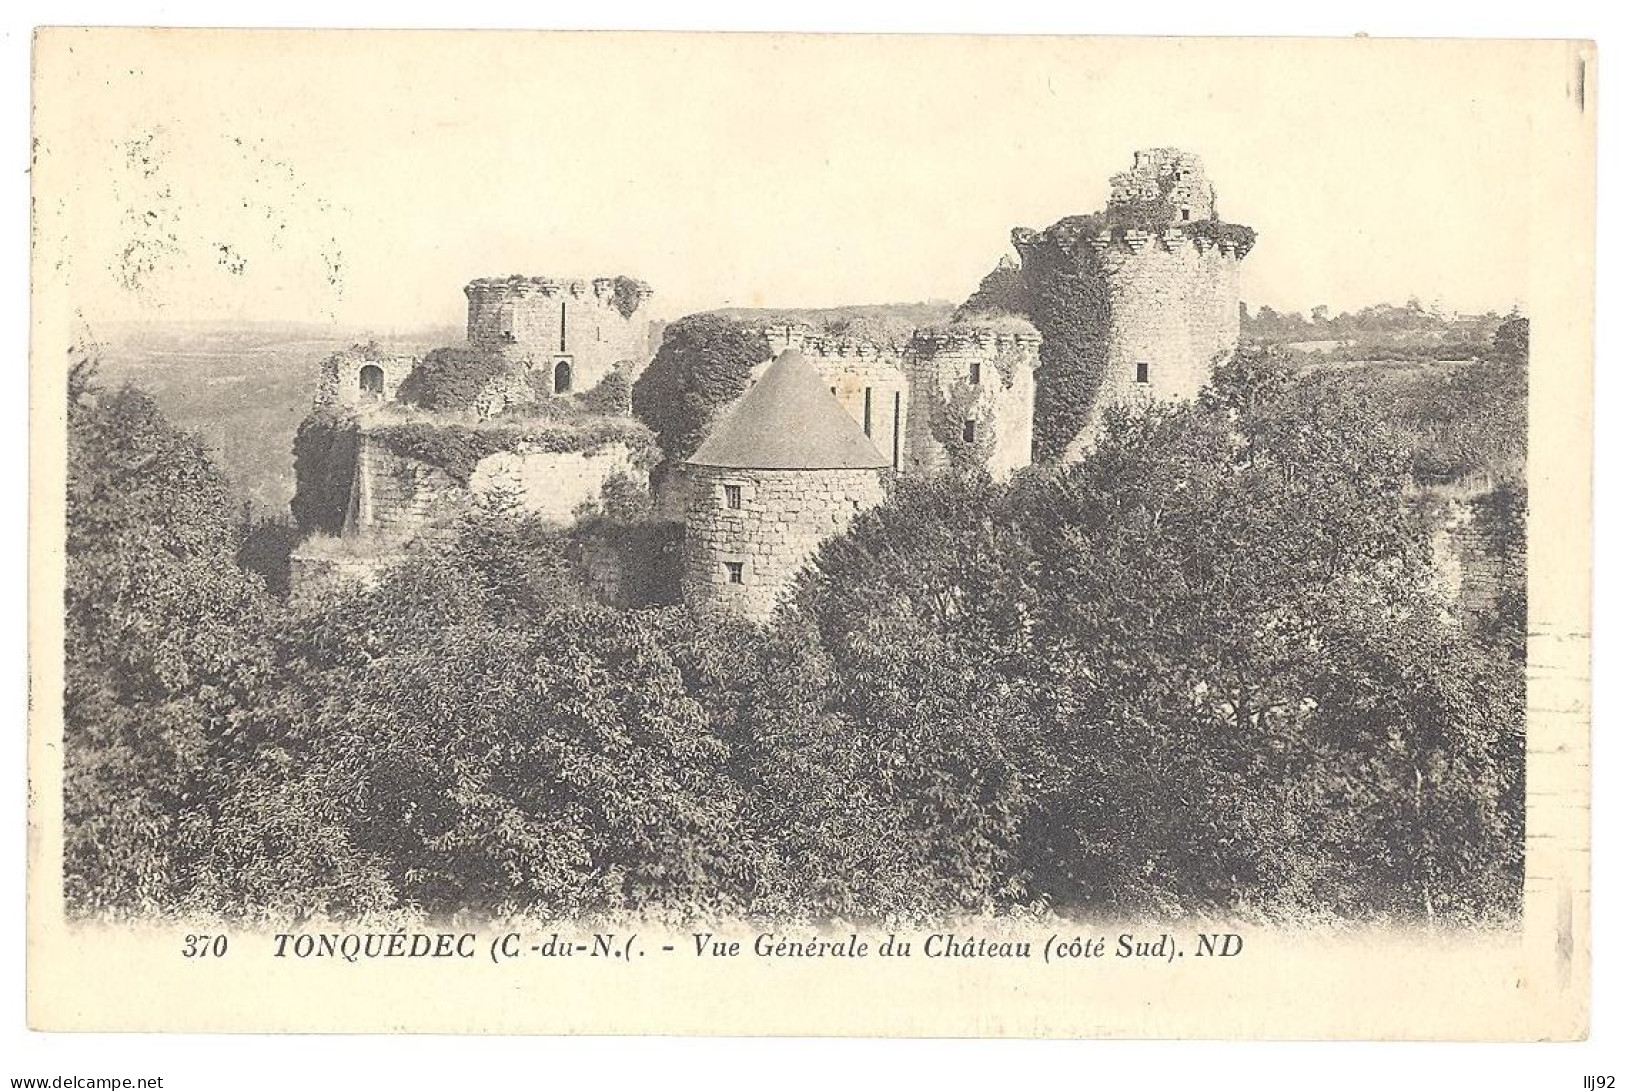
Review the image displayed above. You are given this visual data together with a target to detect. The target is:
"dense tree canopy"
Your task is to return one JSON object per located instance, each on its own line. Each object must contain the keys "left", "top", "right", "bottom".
{"left": 62, "top": 339, "right": 1525, "bottom": 926}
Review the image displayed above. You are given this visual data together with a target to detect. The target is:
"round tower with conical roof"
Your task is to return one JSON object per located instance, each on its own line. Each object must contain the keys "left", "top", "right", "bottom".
{"left": 682, "top": 348, "right": 890, "bottom": 621}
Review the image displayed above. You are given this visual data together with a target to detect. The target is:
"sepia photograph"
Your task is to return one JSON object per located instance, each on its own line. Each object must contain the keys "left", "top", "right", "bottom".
{"left": 22, "top": 25, "right": 1595, "bottom": 1050}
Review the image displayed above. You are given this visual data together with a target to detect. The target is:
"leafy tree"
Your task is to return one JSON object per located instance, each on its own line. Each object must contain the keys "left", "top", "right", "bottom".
{"left": 65, "top": 361, "right": 391, "bottom": 917}
{"left": 286, "top": 567, "right": 744, "bottom": 914}
{"left": 64, "top": 362, "right": 276, "bottom": 912}
{"left": 630, "top": 314, "right": 767, "bottom": 467}
{"left": 789, "top": 354, "right": 1523, "bottom": 923}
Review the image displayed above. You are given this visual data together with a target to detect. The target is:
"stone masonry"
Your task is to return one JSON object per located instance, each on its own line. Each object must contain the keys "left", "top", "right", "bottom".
{"left": 315, "top": 345, "right": 416, "bottom": 411}
{"left": 345, "top": 430, "right": 645, "bottom": 537}
{"left": 1013, "top": 148, "right": 1252, "bottom": 457}
{"left": 465, "top": 275, "right": 655, "bottom": 396}
{"left": 683, "top": 464, "right": 886, "bottom": 622}
{"left": 903, "top": 325, "right": 1039, "bottom": 481}
{"left": 1109, "top": 147, "right": 1218, "bottom": 221}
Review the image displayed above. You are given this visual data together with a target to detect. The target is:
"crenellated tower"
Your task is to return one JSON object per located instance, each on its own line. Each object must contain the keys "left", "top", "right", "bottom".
{"left": 464, "top": 274, "right": 655, "bottom": 396}
{"left": 1010, "top": 148, "right": 1255, "bottom": 460}
{"left": 902, "top": 322, "right": 1039, "bottom": 481}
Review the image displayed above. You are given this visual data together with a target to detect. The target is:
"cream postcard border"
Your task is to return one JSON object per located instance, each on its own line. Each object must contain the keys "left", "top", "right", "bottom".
{"left": 25, "top": 30, "right": 1595, "bottom": 1038}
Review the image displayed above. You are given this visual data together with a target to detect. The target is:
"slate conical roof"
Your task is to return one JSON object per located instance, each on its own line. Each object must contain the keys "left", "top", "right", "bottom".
{"left": 688, "top": 349, "right": 890, "bottom": 470}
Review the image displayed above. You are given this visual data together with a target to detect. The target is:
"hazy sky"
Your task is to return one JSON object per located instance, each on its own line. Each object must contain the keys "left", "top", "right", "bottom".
{"left": 36, "top": 31, "right": 1570, "bottom": 332}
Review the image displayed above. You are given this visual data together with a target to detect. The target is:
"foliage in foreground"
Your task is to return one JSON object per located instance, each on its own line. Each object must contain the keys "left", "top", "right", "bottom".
{"left": 62, "top": 350, "right": 1525, "bottom": 925}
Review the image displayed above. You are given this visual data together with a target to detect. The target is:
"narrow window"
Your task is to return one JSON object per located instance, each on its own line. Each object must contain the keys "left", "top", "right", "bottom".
{"left": 559, "top": 301, "right": 568, "bottom": 352}
{"left": 1135, "top": 361, "right": 1150, "bottom": 384}
{"left": 1180, "top": 208, "right": 1191, "bottom": 221}
{"left": 723, "top": 484, "right": 742, "bottom": 510}
{"left": 863, "top": 387, "right": 873, "bottom": 436}
{"left": 969, "top": 359, "right": 981, "bottom": 386}
{"left": 892, "top": 391, "right": 902, "bottom": 469}
{"left": 724, "top": 561, "right": 744, "bottom": 585}
{"left": 554, "top": 359, "right": 573, "bottom": 394}
{"left": 830, "top": 386, "right": 838, "bottom": 397}
{"left": 962, "top": 419, "right": 977, "bottom": 444}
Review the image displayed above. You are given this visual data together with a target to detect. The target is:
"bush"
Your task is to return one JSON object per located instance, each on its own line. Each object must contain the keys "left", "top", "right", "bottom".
{"left": 631, "top": 314, "right": 768, "bottom": 466}
{"left": 395, "top": 346, "right": 512, "bottom": 412}
{"left": 369, "top": 417, "right": 654, "bottom": 484}
{"left": 579, "top": 366, "right": 634, "bottom": 415}
{"left": 291, "top": 408, "right": 359, "bottom": 536}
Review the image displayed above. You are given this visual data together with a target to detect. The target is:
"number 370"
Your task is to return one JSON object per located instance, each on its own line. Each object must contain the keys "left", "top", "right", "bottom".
{"left": 181, "top": 934, "right": 228, "bottom": 958}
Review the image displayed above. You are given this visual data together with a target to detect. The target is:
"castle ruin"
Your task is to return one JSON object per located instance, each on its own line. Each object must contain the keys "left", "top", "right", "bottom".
{"left": 1010, "top": 147, "right": 1254, "bottom": 458}
{"left": 289, "top": 148, "right": 1257, "bottom": 618}
{"left": 289, "top": 274, "right": 659, "bottom": 597}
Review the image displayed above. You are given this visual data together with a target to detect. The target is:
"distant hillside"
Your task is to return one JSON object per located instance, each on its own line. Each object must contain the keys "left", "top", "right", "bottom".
{"left": 91, "top": 321, "right": 462, "bottom": 516}
{"left": 1241, "top": 301, "right": 1508, "bottom": 362}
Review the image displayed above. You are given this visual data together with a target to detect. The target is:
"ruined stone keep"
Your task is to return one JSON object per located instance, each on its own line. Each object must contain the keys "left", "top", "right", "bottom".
{"left": 465, "top": 274, "right": 655, "bottom": 395}
{"left": 683, "top": 348, "right": 889, "bottom": 622}
{"left": 290, "top": 274, "right": 658, "bottom": 598}
{"left": 1011, "top": 147, "right": 1255, "bottom": 457}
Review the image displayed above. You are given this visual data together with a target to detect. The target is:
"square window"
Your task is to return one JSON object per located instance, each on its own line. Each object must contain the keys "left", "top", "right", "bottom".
{"left": 724, "top": 561, "right": 744, "bottom": 585}
{"left": 1135, "top": 361, "right": 1150, "bottom": 384}
{"left": 724, "top": 484, "right": 742, "bottom": 510}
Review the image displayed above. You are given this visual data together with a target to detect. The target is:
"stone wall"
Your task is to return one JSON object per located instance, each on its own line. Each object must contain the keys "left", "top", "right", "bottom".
{"left": 346, "top": 431, "right": 647, "bottom": 540}
{"left": 465, "top": 275, "right": 654, "bottom": 395}
{"left": 315, "top": 347, "right": 417, "bottom": 411}
{"left": 346, "top": 434, "right": 465, "bottom": 538}
{"left": 683, "top": 464, "right": 886, "bottom": 622}
{"left": 1425, "top": 481, "right": 1528, "bottom": 631}
{"left": 903, "top": 328, "right": 1038, "bottom": 480}
{"left": 468, "top": 442, "right": 643, "bottom": 524}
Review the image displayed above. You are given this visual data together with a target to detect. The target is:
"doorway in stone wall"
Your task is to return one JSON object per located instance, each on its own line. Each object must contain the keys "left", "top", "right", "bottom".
{"left": 553, "top": 358, "right": 573, "bottom": 394}
{"left": 359, "top": 364, "right": 384, "bottom": 398}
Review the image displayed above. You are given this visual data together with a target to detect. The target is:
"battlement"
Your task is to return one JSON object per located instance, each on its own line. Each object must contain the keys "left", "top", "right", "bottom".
{"left": 911, "top": 322, "right": 1041, "bottom": 354}
{"left": 464, "top": 274, "right": 654, "bottom": 316}
{"left": 763, "top": 323, "right": 903, "bottom": 363}
{"left": 1012, "top": 218, "right": 1255, "bottom": 262}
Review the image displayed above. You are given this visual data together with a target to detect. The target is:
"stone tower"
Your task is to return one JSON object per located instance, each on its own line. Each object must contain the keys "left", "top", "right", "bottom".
{"left": 902, "top": 321, "right": 1040, "bottom": 481}
{"left": 1011, "top": 147, "right": 1254, "bottom": 459}
{"left": 682, "top": 348, "right": 889, "bottom": 622}
{"left": 464, "top": 274, "right": 654, "bottom": 396}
